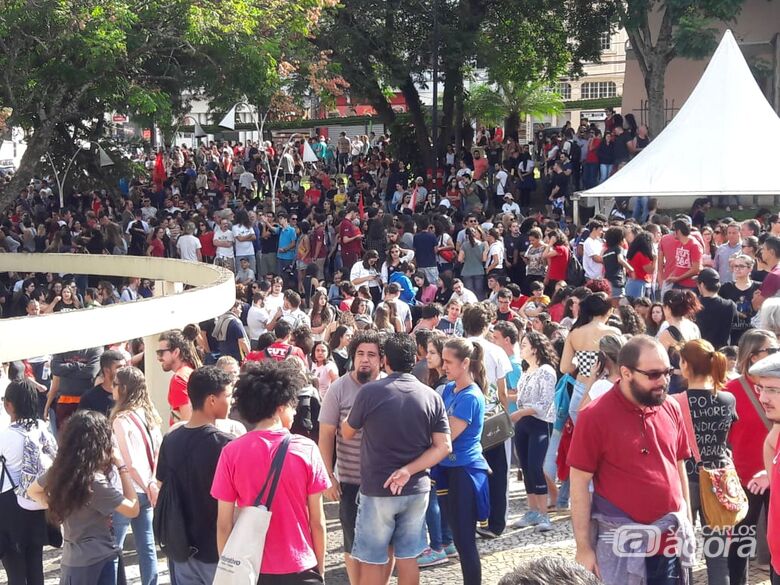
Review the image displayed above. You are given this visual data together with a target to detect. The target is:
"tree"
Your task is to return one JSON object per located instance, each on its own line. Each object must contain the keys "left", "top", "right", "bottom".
{"left": 0, "top": 0, "right": 331, "bottom": 207}
{"left": 464, "top": 82, "right": 564, "bottom": 140}
{"left": 611, "top": 0, "right": 746, "bottom": 134}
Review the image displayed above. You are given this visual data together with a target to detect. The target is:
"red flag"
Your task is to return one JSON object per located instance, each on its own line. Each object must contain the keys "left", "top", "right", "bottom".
{"left": 409, "top": 186, "right": 419, "bottom": 211}
{"left": 358, "top": 191, "right": 365, "bottom": 220}
{"left": 153, "top": 151, "right": 166, "bottom": 191}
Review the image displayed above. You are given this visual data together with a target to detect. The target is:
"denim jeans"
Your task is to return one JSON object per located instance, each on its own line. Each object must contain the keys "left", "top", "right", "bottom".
{"left": 598, "top": 164, "right": 614, "bottom": 184}
{"left": 633, "top": 196, "right": 650, "bottom": 223}
{"left": 582, "top": 163, "right": 599, "bottom": 190}
{"left": 462, "top": 275, "right": 485, "bottom": 300}
{"left": 422, "top": 483, "right": 452, "bottom": 551}
{"left": 625, "top": 278, "right": 649, "bottom": 299}
{"left": 113, "top": 492, "right": 158, "bottom": 585}
{"left": 542, "top": 429, "right": 569, "bottom": 508}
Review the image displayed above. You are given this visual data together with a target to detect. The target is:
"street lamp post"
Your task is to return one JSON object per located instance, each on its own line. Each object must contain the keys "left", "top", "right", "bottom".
{"left": 431, "top": 0, "right": 439, "bottom": 175}
{"left": 46, "top": 142, "right": 114, "bottom": 208}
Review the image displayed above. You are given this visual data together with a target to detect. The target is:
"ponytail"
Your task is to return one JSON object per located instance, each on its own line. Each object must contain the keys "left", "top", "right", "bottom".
{"left": 711, "top": 351, "right": 728, "bottom": 392}
{"left": 469, "top": 343, "right": 489, "bottom": 396}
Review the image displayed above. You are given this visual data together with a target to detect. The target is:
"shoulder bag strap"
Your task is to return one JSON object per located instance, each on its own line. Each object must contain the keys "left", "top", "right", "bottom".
{"left": 127, "top": 412, "right": 156, "bottom": 472}
{"left": 0, "top": 454, "right": 17, "bottom": 492}
{"left": 253, "top": 434, "right": 292, "bottom": 509}
{"left": 671, "top": 392, "right": 701, "bottom": 464}
{"left": 738, "top": 376, "right": 772, "bottom": 431}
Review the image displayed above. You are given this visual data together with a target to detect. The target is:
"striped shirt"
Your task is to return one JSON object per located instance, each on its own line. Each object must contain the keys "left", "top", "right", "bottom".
{"left": 319, "top": 372, "right": 385, "bottom": 485}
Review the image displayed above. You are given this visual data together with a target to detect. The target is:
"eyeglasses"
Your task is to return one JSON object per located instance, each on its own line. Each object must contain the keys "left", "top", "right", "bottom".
{"left": 629, "top": 367, "right": 675, "bottom": 380}
{"left": 733, "top": 264, "right": 750, "bottom": 269}
{"left": 755, "top": 384, "right": 780, "bottom": 396}
{"left": 155, "top": 348, "right": 172, "bottom": 357}
{"left": 753, "top": 347, "right": 780, "bottom": 357}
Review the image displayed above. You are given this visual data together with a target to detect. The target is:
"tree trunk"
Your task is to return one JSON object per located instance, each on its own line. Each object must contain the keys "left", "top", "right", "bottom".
{"left": 644, "top": 60, "right": 667, "bottom": 137}
{"left": 400, "top": 76, "right": 432, "bottom": 164}
{"left": 438, "top": 66, "right": 458, "bottom": 158}
{"left": 453, "top": 76, "right": 464, "bottom": 153}
{"left": 2, "top": 122, "right": 57, "bottom": 208}
{"left": 504, "top": 110, "right": 520, "bottom": 141}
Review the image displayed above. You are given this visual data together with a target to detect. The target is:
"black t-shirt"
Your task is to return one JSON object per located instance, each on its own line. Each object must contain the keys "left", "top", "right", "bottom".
{"left": 684, "top": 389, "right": 738, "bottom": 482}
{"left": 718, "top": 281, "right": 759, "bottom": 344}
{"left": 551, "top": 171, "right": 570, "bottom": 198}
{"left": 613, "top": 133, "right": 632, "bottom": 163}
{"left": 78, "top": 384, "right": 115, "bottom": 417}
{"left": 156, "top": 425, "right": 233, "bottom": 562}
{"left": 602, "top": 245, "right": 625, "bottom": 288}
{"left": 696, "top": 295, "right": 737, "bottom": 349}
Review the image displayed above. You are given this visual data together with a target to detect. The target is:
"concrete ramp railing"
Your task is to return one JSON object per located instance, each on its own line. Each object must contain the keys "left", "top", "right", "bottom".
{"left": 0, "top": 253, "right": 236, "bottom": 362}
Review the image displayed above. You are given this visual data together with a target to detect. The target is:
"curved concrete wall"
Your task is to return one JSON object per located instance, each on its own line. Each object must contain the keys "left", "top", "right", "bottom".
{"left": 0, "top": 254, "right": 236, "bottom": 361}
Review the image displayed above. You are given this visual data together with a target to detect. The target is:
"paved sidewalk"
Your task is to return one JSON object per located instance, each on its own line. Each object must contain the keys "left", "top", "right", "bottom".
{"left": 11, "top": 473, "right": 771, "bottom": 585}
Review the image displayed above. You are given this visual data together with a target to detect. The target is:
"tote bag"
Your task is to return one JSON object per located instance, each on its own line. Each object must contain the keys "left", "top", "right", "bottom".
{"left": 213, "top": 435, "right": 291, "bottom": 585}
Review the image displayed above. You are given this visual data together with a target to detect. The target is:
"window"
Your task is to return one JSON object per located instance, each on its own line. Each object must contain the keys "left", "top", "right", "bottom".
{"left": 580, "top": 81, "right": 617, "bottom": 99}
{"left": 600, "top": 32, "right": 612, "bottom": 51}
{"left": 556, "top": 82, "right": 572, "bottom": 100}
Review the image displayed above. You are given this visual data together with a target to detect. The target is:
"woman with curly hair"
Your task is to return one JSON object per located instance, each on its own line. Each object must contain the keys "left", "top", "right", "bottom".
{"left": 510, "top": 332, "right": 559, "bottom": 532}
{"left": 211, "top": 360, "right": 330, "bottom": 583}
{"left": 28, "top": 410, "right": 139, "bottom": 585}
{"left": 110, "top": 367, "right": 163, "bottom": 585}
{"left": 0, "top": 379, "right": 58, "bottom": 585}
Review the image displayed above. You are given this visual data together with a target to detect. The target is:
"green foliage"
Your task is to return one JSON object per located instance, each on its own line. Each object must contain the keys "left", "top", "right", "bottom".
{"left": 464, "top": 83, "right": 564, "bottom": 127}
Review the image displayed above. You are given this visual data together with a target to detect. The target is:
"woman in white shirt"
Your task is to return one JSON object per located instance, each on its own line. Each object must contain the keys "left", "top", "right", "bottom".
{"left": 310, "top": 342, "right": 339, "bottom": 399}
{"left": 0, "top": 379, "right": 57, "bottom": 585}
{"left": 484, "top": 228, "right": 505, "bottom": 274}
{"left": 381, "top": 243, "right": 415, "bottom": 284}
{"left": 350, "top": 250, "right": 383, "bottom": 305}
{"left": 111, "top": 367, "right": 163, "bottom": 585}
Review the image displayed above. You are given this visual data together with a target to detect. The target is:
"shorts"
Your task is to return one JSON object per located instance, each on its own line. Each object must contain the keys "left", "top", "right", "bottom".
{"left": 351, "top": 492, "right": 428, "bottom": 564}
{"left": 610, "top": 285, "right": 625, "bottom": 299}
{"left": 339, "top": 483, "right": 360, "bottom": 554}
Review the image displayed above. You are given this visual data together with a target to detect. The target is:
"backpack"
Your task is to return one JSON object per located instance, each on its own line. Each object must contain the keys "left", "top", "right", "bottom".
{"left": 566, "top": 253, "right": 586, "bottom": 287}
{"left": 568, "top": 140, "right": 581, "bottom": 163}
{"left": 291, "top": 386, "right": 320, "bottom": 441}
{"left": 553, "top": 374, "right": 576, "bottom": 432}
{"left": 153, "top": 427, "right": 222, "bottom": 562}
{"left": 11, "top": 424, "right": 57, "bottom": 507}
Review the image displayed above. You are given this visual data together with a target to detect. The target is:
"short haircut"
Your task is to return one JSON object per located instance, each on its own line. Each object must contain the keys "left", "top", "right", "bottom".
{"left": 274, "top": 320, "right": 293, "bottom": 339}
{"left": 283, "top": 290, "right": 302, "bottom": 308}
{"left": 493, "top": 321, "right": 519, "bottom": 345}
{"left": 497, "top": 557, "right": 601, "bottom": 585}
{"left": 420, "top": 303, "right": 443, "bottom": 320}
{"left": 618, "top": 334, "right": 664, "bottom": 370}
{"left": 384, "top": 333, "right": 417, "bottom": 373}
{"left": 764, "top": 236, "right": 780, "bottom": 259}
{"left": 100, "top": 349, "right": 126, "bottom": 373}
{"left": 188, "top": 366, "right": 232, "bottom": 410}
{"left": 461, "top": 303, "right": 492, "bottom": 336}
{"left": 414, "top": 329, "right": 434, "bottom": 351}
{"left": 497, "top": 288, "right": 513, "bottom": 301}
{"left": 348, "top": 330, "right": 385, "bottom": 361}
{"left": 672, "top": 219, "right": 691, "bottom": 236}
{"left": 234, "top": 361, "right": 304, "bottom": 424}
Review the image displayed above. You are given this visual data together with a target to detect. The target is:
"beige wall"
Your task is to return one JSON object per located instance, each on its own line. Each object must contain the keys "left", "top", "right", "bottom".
{"left": 622, "top": 0, "right": 780, "bottom": 126}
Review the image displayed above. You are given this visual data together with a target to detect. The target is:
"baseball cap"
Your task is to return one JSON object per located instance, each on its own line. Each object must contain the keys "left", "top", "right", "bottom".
{"left": 697, "top": 267, "right": 720, "bottom": 288}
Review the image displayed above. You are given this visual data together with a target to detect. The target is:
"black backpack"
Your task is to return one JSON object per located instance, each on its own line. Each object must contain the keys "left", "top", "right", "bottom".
{"left": 566, "top": 253, "right": 585, "bottom": 286}
{"left": 568, "top": 140, "right": 581, "bottom": 163}
{"left": 291, "top": 386, "right": 320, "bottom": 441}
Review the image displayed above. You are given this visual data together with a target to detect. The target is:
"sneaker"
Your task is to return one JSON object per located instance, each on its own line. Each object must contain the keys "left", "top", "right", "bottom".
{"left": 443, "top": 543, "right": 459, "bottom": 558}
{"left": 534, "top": 514, "right": 554, "bottom": 533}
{"left": 512, "top": 510, "right": 542, "bottom": 529}
{"left": 417, "top": 548, "right": 449, "bottom": 568}
{"left": 476, "top": 526, "right": 500, "bottom": 539}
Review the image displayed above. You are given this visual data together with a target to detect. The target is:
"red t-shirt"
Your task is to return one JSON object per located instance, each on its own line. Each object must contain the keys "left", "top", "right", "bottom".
{"left": 770, "top": 439, "right": 780, "bottom": 573}
{"left": 245, "top": 341, "right": 306, "bottom": 364}
{"left": 473, "top": 157, "right": 488, "bottom": 180}
{"left": 585, "top": 138, "right": 601, "bottom": 164}
{"left": 339, "top": 219, "right": 362, "bottom": 255}
{"left": 511, "top": 295, "right": 529, "bottom": 310}
{"left": 760, "top": 265, "right": 780, "bottom": 298}
{"left": 726, "top": 376, "right": 770, "bottom": 484}
{"left": 304, "top": 188, "right": 321, "bottom": 207}
{"left": 168, "top": 366, "right": 193, "bottom": 425}
{"left": 567, "top": 383, "right": 691, "bottom": 525}
{"left": 661, "top": 235, "right": 702, "bottom": 288}
{"left": 628, "top": 251, "right": 652, "bottom": 282}
{"left": 199, "top": 231, "right": 216, "bottom": 258}
{"left": 311, "top": 227, "right": 327, "bottom": 259}
{"left": 548, "top": 302, "right": 565, "bottom": 322}
{"left": 547, "top": 245, "right": 570, "bottom": 281}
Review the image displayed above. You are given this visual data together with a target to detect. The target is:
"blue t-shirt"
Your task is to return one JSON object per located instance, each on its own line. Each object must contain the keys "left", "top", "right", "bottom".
{"left": 440, "top": 382, "right": 487, "bottom": 469}
{"left": 506, "top": 355, "right": 523, "bottom": 414}
{"left": 277, "top": 225, "right": 297, "bottom": 260}
{"left": 389, "top": 272, "right": 416, "bottom": 304}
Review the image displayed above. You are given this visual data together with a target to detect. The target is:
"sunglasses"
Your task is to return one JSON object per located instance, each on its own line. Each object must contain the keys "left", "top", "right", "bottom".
{"left": 155, "top": 348, "right": 172, "bottom": 357}
{"left": 753, "top": 347, "right": 780, "bottom": 356}
{"left": 629, "top": 367, "right": 675, "bottom": 380}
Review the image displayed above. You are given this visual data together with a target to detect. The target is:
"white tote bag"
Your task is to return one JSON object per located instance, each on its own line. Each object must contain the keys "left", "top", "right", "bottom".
{"left": 213, "top": 435, "right": 291, "bottom": 585}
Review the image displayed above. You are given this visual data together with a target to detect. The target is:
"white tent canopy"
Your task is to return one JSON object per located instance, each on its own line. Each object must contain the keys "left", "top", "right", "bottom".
{"left": 579, "top": 30, "right": 780, "bottom": 199}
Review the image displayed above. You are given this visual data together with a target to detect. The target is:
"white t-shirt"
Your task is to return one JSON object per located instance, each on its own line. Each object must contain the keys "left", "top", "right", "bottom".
{"left": 486, "top": 241, "right": 505, "bottom": 270}
{"left": 451, "top": 288, "right": 479, "bottom": 304}
{"left": 350, "top": 262, "right": 381, "bottom": 289}
{"left": 501, "top": 202, "right": 521, "bottom": 216}
{"left": 657, "top": 319, "right": 700, "bottom": 341}
{"left": 377, "top": 300, "right": 411, "bottom": 329}
{"left": 467, "top": 336, "right": 512, "bottom": 402}
{"left": 495, "top": 169, "right": 509, "bottom": 195}
{"left": 583, "top": 237, "right": 604, "bottom": 280}
{"left": 264, "top": 292, "right": 284, "bottom": 316}
{"left": 239, "top": 171, "right": 256, "bottom": 190}
{"left": 213, "top": 226, "right": 235, "bottom": 258}
{"left": 232, "top": 225, "right": 255, "bottom": 257}
{"left": 176, "top": 234, "right": 202, "bottom": 262}
{"left": 588, "top": 378, "right": 615, "bottom": 401}
{"left": 246, "top": 305, "right": 270, "bottom": 340}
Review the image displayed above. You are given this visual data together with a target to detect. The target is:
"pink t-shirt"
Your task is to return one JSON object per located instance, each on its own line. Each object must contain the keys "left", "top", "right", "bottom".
{"left": 211, "top": 429, "right": 330, "bottom": 574}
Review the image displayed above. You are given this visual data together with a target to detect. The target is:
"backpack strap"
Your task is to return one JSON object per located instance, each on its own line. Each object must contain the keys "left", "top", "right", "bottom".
{"left": 666, "top": 325, "right": 683, "bottom": 343}
{"left": 738, "top": 376, "right": 772, "bottom": 431}
{"left": 127, "top": 412, "right": 156, "bottom": 473}
{"left": 253, "top": 435, "right": 292, "bottom": 509}
{"left": 671, "top": 392, "right": 701, "bottom": 464}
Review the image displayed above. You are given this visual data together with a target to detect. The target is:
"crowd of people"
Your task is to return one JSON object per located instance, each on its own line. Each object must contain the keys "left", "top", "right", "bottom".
{"left": 2, "top": 115, "right": 780, "bottom": 585}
